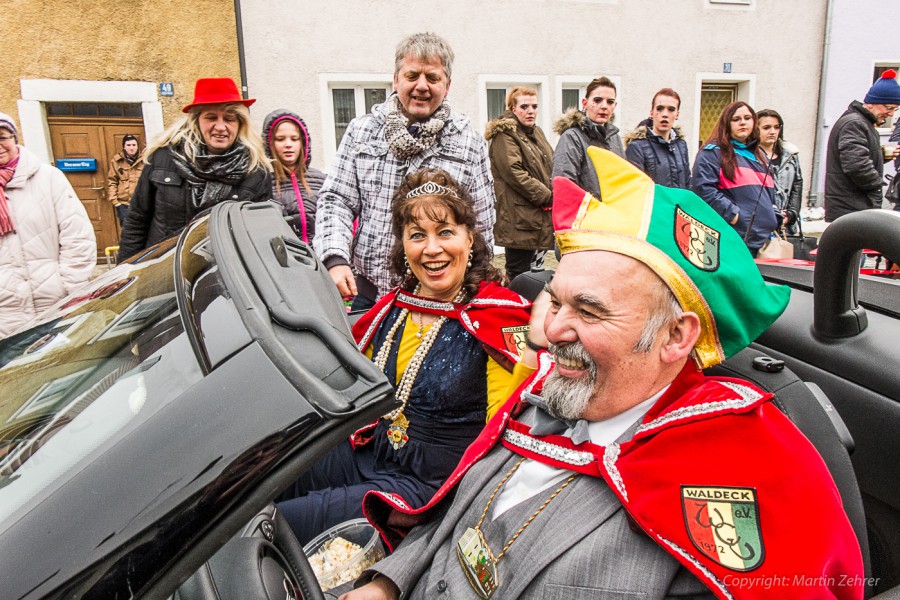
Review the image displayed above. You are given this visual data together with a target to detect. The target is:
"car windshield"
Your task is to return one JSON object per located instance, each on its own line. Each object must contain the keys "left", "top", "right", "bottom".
{"left": 0, "top": 224, "right": 211, "bottom": 528}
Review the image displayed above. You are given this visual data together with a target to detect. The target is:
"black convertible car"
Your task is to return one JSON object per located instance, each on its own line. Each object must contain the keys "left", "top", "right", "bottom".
{"left": 0, "top": 202, "right": 897, "bottom": 599}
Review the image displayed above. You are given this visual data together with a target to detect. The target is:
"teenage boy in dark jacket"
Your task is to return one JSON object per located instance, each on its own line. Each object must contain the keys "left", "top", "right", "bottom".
{"left": 624, "top": 88, "right": 691, "bottom": 189}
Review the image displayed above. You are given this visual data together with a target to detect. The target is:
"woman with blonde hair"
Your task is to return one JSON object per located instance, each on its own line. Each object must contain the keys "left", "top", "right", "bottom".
{"left": 118, "top": 78, "right": 271, "bottom": 260}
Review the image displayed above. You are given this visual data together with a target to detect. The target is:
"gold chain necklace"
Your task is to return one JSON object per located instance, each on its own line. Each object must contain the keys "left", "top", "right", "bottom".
{"left": 372, "top": 286, "right": 464, "bottom": 450}
{"left": 457, "top": 457, "right": 578, "bottom": 599}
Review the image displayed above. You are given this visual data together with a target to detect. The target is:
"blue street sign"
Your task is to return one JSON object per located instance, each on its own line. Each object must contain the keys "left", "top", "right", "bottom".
{"left": 56, "top": 158, "right": 97, "bottom": 172}
{"left": 159, "top": 82, "right": 174, "bottom": 97}
{"left": 723, "top": 63, "right": 733, "bottom": 74}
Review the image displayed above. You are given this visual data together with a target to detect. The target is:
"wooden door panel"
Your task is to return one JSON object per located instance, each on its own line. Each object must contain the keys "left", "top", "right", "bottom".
{"left": 47, "top": 118, "right": 144, "bottom": 261}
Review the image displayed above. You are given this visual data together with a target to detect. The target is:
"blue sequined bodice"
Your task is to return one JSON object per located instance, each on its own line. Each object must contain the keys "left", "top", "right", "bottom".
{"left": 371, "top": 306, "right": 489, "bottom": 425}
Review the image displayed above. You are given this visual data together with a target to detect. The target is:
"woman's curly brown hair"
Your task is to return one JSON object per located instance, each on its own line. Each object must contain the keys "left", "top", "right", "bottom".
{"left": 389, "top": 168, "right": 504, "bottom": 300}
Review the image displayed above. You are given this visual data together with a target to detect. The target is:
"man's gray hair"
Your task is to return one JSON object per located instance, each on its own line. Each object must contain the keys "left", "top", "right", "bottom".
{"left": 395, "top": 32, "right": 455, "bottom": 79}
{"left": 633, "top": 279, "right": 684, "bottom": 353}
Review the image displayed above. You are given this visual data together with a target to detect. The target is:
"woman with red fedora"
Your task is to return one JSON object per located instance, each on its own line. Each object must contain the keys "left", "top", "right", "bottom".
{"left": 119, "top": 77, "right": 271, "bottom": 261}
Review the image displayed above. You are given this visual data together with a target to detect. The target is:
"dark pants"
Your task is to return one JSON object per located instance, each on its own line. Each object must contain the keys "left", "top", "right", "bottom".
{"left": 277, "top": 440, "right": 427, "bottom": 545}
{"left": 350, "top": 274, "right": 378, "bottom": 312}
{"left": 504, "top": 248, "right": 537, "bottom": 282}
{"left": 115, "top": 204, "right": 129, "bottom": 228}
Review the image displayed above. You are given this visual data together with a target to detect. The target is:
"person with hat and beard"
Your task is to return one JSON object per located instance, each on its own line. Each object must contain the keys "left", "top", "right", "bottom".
{"left": 118, "top": 77, "right": 271, "bottom": 261}
{"left": 825, "top": 69, "right": 900, "bottom": 222}
{"left": 337, "top": 149, "right": 864, "bottom": 600}
{"left": 0, "top": 112, "right": 95, "bottom": 338}
{"left": 106, "top": 134, "right": 144, "bottom": 229}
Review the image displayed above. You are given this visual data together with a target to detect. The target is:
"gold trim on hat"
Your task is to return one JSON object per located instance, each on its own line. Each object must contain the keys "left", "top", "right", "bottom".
{"left": 555, "top": 229, "right": 725, "bottom": 369}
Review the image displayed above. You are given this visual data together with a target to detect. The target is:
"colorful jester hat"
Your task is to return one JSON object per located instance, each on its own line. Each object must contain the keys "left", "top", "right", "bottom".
{"left": 552, "top": 147, "right": 790, "bottom": 369}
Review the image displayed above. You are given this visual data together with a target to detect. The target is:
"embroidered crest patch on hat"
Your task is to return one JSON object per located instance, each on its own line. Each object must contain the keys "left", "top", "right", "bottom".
{"left": 552, "top": 148, "right": 790, "bottom": 368}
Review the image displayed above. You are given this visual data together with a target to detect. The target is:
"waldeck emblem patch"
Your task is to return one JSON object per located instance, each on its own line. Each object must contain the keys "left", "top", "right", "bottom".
{"left": 681, "top": 485, "right": 764, "bottom": 571}
{"left": 675, "top": 207, "right": 720, "bottom": 271}
{"left": 501, "top": 325, "right": 529, "bottom": 357}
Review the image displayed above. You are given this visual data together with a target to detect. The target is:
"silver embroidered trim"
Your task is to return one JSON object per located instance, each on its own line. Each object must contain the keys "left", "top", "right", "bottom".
{"left": 523, "top": 352, "right": 554, "bottom": 396}
{"left": 396, "top": 291, "right": 456, "bottom": 312}
{"left": 657, "top": 536, "right": 734, "bottom": 600}
{"left": 635, "top": 383, "right": 762, "bottom": 435}
{"left": 379, "top": 493, "right": 411, "bottom": 510}
{"left": 603, "top": 444, "right": 628, "bottom": 502}
{"left": 502, "top": 429, "right": 595, "bottom": 466}
{"left": 469, "top": 296, "right": 530, "bottom": 308}
{"left": 405, "top": 181, "right": 459, "bottom": 199}
{"left": 358, "top": 303, "right": 393, "bottom": 351}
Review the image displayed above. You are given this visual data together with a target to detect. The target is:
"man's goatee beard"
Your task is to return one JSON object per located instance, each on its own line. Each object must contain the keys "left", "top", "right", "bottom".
{"left": 542, "top": 342, "right": 597, "bottom": 421}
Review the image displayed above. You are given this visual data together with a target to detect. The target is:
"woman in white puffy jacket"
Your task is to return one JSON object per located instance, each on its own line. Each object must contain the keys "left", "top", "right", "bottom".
{"left": 0, "top": 112, "right": 96, "bottom": 339}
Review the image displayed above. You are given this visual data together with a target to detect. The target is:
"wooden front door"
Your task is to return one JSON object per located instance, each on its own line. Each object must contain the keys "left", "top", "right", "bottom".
{"left": 47, "top": 117, "right": 145, "bottom": 260}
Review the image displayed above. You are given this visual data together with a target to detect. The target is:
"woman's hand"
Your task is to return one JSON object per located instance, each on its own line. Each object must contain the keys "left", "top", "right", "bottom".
{"left": 337, "top": 576, "right": 400, "bottom": 600}
{"left": 522, "top": 290, "right": 551, "bottom": 368}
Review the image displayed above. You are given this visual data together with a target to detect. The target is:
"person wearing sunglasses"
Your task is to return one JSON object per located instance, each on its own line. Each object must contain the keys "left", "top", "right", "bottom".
{"left": 552, "top": 76, "right": 625, "bottom": 200}
{"left": 485, "top": 87, "right": 554, "bottom": 282}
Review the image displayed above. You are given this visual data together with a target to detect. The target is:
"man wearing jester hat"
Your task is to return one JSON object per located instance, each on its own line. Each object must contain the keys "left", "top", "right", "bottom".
{"left": 340, "top": 149, "right": 864, "bottom": 600}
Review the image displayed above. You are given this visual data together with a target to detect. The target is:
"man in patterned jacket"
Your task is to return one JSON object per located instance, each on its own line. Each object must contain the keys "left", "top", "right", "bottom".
{"left": 314, "top": 32, "right": 495, "bottom": 310}
{"left": 337, "top": 149, "right": 864, "bottom": 600}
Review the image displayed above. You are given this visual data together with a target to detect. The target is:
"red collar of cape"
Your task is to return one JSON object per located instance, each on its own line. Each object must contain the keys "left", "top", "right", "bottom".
{"left": 351, "top": 281, "right": 532, "bottom": 370}
{"left": 362, "top": 353, "right": 864, "bottom": 600}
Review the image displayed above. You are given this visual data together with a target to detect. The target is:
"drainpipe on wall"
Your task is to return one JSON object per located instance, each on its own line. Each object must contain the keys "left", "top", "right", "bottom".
{"left": 810, "top": 0, "right": 835, "bottom": 207}
{"left": 233, "top": 0, "right": 250, "bottom": 100}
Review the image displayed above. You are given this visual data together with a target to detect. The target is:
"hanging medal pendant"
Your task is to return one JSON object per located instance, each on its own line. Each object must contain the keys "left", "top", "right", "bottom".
{"left": 386, "top": 412, "right": 410, "bottom": 450}
{"left": 456, "top": 527, "right": 499, "bottom": 599}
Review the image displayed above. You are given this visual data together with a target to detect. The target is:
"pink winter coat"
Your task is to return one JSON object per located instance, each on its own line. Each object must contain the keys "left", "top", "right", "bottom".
{"left": 0, "top": 146, "right": 96, "bottom": 338}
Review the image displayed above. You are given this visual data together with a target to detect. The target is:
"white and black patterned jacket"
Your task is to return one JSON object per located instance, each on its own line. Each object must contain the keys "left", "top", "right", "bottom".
{"left": 313, "top": 95, "right": 496, "bottom": 298}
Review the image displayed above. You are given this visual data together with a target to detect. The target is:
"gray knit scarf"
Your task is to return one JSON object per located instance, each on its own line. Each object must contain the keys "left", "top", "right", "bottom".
{"left": 170, "top": 142, "right": 252, "bottom": 209}
{"left": 383, "top": 95, "right": 450, "bottom": 161}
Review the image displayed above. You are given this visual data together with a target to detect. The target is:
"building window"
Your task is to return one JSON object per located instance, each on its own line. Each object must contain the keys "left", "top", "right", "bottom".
{"left": 45, "top": 103, "right": 142, "bottom": 118}
{"left": 561, "top": 88, "right": 582, "bottom": 113}
{"left": 329, "top": 84, "right": 391, "bottom": 148}
{"left": 478, "top": 76, "right": 550, "bottom": 136}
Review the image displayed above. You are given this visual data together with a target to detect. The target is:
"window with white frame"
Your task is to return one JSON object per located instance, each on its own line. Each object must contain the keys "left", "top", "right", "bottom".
{"left": 874, "top": 63, "right": 900, "bottom": 132}
{"left": 319, "top": 76, "right": 393, "bottom": 163}
{"left": 329, "top": 83, "right": 393, "bottom": 148}
{"left": 477, "top": 76, "right": 550, "bottom": 135}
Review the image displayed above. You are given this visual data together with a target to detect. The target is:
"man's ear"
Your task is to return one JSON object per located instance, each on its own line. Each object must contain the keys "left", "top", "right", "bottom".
{"left": 659, "top": 312, "right": 701, "bottom": 365}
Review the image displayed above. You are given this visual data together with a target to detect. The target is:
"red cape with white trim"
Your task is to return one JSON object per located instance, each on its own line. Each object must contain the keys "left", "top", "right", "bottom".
{"left": 362, "top": 354, "right": 864, "bottom": 600}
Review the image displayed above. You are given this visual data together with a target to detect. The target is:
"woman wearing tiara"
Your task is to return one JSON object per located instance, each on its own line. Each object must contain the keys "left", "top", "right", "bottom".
{"left": 278, "top": 168, "right": 531, "bottom": 543}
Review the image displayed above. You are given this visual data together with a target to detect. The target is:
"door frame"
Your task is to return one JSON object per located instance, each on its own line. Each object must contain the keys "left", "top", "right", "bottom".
{"left": 16, "top": 79, "right": 164, "bottom": 165}
{"left": 692, "top": 73, "right": 756, "bottom": 154}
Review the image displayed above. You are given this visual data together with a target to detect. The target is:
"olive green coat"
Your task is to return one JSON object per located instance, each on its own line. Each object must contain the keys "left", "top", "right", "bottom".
{"left": 485, "top": 112, "right": 554, "bottom": 249}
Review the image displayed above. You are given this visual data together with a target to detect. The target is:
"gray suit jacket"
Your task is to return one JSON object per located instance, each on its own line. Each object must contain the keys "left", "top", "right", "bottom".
{"left": 361, "top": 445, "right": 714, "bottom": 599}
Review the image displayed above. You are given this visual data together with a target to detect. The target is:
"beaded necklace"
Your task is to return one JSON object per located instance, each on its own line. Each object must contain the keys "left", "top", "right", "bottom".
{"left": 372, "top": 286, "right": 465, "bottom": 450}
{"left": 457, "top": 456, "right": 579, "bottom": 599}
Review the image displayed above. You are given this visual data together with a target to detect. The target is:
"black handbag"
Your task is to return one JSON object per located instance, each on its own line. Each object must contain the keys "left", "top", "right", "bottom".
{"left": 786, "top": 218, "right": 818, "bottom": 261}
{"left": 886, "top": 173, "right": 900, "bottom": 205}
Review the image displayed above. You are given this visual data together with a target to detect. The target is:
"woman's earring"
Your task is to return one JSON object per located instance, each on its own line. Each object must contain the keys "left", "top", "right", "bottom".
{"left": 404, "top": 256, "right": 412, "bottom": 276}
{"left": 467, "top": 252, "right": 473, "bottom": 270}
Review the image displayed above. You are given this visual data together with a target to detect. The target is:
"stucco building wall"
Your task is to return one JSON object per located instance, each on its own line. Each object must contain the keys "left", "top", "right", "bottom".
{"left": 241, "top": 0, "right": 826, "bottom": 198}
{"left": 4, "top": 0, "right": 241, "bottom": 153}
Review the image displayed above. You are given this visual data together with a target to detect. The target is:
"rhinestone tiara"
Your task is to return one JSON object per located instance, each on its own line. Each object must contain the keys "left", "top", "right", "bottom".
{"left": 405, "top": 181, "right": 460, "bottom": 199}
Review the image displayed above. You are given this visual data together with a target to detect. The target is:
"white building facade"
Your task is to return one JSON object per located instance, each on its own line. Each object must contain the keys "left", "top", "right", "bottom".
{"left": 240, "top": 0, "right": 827, "bottom": 204}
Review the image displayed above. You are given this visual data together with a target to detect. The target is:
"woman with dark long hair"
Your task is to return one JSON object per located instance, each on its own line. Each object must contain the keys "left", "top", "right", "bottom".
{"left": 757, "top": 109, "right": 802, "bottom": 235}
{"left": 691, "top": 101, "right": 778, "bottom": 255}
{"left": 277, "top": 168, "right": 531, "bottom": 544}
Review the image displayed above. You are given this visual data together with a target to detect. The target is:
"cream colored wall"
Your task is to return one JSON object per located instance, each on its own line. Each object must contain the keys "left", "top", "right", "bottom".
{"left": 241, "top": 0, "right": 826, "bottom": 190}
{"left": 3, "top": 0, "right": 241, "bottom": 145}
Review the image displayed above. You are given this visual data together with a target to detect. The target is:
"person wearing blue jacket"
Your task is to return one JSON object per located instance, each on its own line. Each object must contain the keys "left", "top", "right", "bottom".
{"left": 691, "top": 101, "right": 778, "bottom": 255}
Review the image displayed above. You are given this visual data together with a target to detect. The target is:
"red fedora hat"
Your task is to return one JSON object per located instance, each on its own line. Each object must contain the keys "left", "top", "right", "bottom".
{"left": 182, "top": 77, "right": 256, "bottom": 113}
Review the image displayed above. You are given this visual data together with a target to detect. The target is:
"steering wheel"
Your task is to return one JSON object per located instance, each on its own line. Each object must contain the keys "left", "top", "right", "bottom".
{"left": 178, "top": 503, "right": 325, "bottom": 600}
